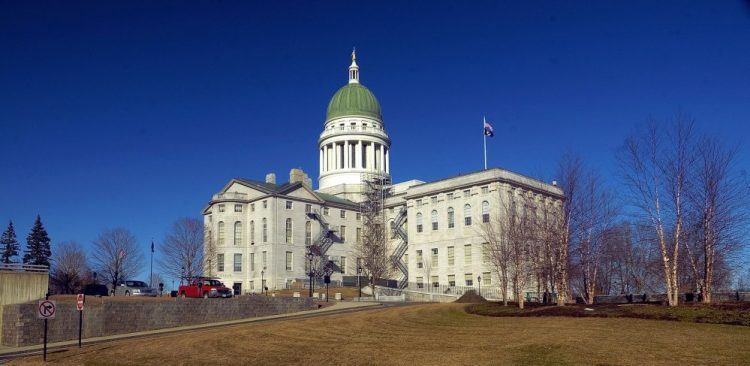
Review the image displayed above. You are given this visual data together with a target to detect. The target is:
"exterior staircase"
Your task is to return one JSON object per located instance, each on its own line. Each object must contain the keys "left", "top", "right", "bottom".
{"left": 390, "top": 207, "right": 409, "bottom": 289}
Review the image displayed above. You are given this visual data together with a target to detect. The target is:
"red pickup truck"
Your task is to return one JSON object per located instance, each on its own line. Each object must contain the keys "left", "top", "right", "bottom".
{"left": 178, "top": 277, "right": 233, "bottom": 298}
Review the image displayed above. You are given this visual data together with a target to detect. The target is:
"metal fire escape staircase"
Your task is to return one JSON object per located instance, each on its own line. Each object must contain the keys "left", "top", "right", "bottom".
{"left": 306, "top": 209, "right": 341, "bottom": 269}
{"left": 390, "top": 207, "right": 409, "bottom": 289}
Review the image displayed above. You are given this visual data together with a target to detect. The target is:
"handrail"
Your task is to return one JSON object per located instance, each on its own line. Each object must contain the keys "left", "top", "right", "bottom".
{"left": 0, "top": 263, "right": 49, "bottom": 273}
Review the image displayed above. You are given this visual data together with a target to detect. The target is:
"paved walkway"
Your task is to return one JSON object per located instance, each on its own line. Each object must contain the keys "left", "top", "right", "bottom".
{"left": 0, "top": 301, "right": 382, "bottom": 358}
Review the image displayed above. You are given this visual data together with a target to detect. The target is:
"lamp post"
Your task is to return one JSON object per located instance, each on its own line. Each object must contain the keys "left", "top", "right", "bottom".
{"left": 181, "top": 266, "right": 185, "bottom": 286}
{"left": 357, "top": 258, "right": 362, "bottom": 299}
{"left": 477, "top": 275, "right": 482, "bottom": 297}
{"left": 305, "top": 252, "right": 314, "bottom": 297}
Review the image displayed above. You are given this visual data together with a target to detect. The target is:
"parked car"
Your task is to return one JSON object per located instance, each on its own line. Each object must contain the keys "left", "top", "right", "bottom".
{"left": 178, "top": 277, "right": 233, "bottom": 298}
{"left": 114, "top": 280, "right": 158, "bottom": 297}
{"left": 83, "top": 283, "right": 109, "bottom": 296}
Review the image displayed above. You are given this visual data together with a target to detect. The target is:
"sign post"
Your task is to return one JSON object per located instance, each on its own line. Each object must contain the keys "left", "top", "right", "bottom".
{"left": 37, "top": 296, "right": 56, "bottom": 362}
{"left": 76, "top": 294, "right": 85, "bottom": 348}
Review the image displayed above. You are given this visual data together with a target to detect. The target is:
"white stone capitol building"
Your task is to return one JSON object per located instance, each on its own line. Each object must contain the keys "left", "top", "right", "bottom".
{"left": 203, "top": 51, "right": 563, "bottom": 295}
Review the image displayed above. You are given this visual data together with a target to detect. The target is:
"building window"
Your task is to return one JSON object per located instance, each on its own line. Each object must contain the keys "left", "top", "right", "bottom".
{"left": 262, "top": 218, "right": 267, "bottom": 243}
{"left": 447, "top": 193, "right": 454, "bottom": 201}
{"left": 217, "top": 253, "right": 224, "bottom": 272}
{"left": 431, "top": 276, "right": 439, "bottom": 288}
{"left": 218, "top": 204, "right": 225, "bottom": 213}
{"left": 234, "top": 253, "right": 242, "bottom": 272}
{"left": 447, "top": 246, "right": 455, "bottom": 266}
{"left": 250, "top": 253, "right": 255, "bottom": 271}
{"left": 431, "top": 248, "right": 438, "bottom": 267}
{"left": 285, "top": 218, "right": 293, "bottom": 243}
{"left": 464, "top": 204, "right": 472, "bottom": 226}
{"left": 286, "top": 201, "right": 293, "bottom": 210}
{"left": 465, "top": 273, "right": 473, "bottom": 286}
{"left": 416, "top": 277, "right": 424, "bottom": 289}
{"left": 341, "top": 256, "right": 347, "bottom": 274}
{"left": 286, "top": 251, "right": 293, "bottom": 271}
{"left": 431, "top": 210, "right": 438, "bottom": 230}
{"left": 463, "top": 189, "right": 470, "bottom": 198}
{"left": 481, "top": 186, "right": 489, "bottom": 195}
{"left": 305, "top": 204, "right": 312, "bottom": 213}
{"left": 263, "top": 200, "right": 267, "bottom": 209}
{"left": 447, "top": 207, "right": 455, "bottom": 228}
{"left": 251, "top": 203, "right": 255, "bottom": 212}
{"left": 482, "top": 272, "right": 492, "bottom": 285}
{"left": 416, "top": 250, "right": 423, "bottom": 269}
{"left": 250, "top": 221, "right": 255, "bottom": 245}
{"left": 448, "top": 274, "right": 456, "bottom": 287}
{"left": 416, "top": 199, "right": 422, "bottom": 207}
{"left": 234, "top": 204, "right": 242, "bottom": 212}
{"left": 340, "top": 210, "right": 346, "bottom": 219}
{"left": 218, "top": 221, "right": 225, "bottom": 245}
{"left": 482, "top": 201, "right": 490, "bottom": 223}
{"left": 416, "top": 213, "right": 423, "bottom": 233}
{"left": 249, "top": 280, "right": 254, "bottom": 290}
{"left": 323, "top": 207, "right": 329, "bottom": 216}
{"left": 356, "top": 228, "right": 362, "bottom": 243}
{"left": 431, "top": 196, "right": 437, "bottom": 204}
{"left": 482, "top": 242, "right": 490, "bottom": 264}
{"left": 340, "top": 225, "right": 346, "bottom": 242}
{"left": 356, "top": 213, "right": 361, "bottom": 220}
{"left": 464, "top": 244, "right": 472, "bottom": 265}
{"left": 234, "top": 221, "right": 242, "bottom": 246}
{"left": 262, "top": 251, "right": 267, "bottom": 269}
{"left": 305, "top": 221, "right": 312, "bottom": 245}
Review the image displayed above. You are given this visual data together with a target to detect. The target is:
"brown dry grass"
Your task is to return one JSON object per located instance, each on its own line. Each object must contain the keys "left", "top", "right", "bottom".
{"left": 9, "top": 303, "right": 750, "bottom": 366}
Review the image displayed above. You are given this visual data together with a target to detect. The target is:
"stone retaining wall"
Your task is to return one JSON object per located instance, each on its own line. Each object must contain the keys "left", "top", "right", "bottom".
{"left": 2, "top": 296, "right": 315, "bottom": 347}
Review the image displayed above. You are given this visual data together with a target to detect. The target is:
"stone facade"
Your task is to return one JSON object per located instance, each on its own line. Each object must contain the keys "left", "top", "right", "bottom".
{"left": 1, "top": 296, "right": 315, "bottom": 347}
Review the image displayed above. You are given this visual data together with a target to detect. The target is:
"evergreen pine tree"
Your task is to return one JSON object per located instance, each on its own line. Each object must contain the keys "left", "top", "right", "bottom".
{"left": 1, "top": 220, "right": 20, "bottom": 264}
{"left": 23, "top": 215, "right": 51, "bottom": 267}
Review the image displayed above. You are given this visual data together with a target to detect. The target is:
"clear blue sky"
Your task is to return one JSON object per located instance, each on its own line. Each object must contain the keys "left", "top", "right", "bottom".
{"left": 2, "top": 1, "right": 749, "bottom": 279}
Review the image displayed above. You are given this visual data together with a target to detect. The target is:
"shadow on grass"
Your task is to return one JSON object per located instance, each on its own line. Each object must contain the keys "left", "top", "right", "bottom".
{"left": 465, "top": 301, "right": 750, "bottom": 327}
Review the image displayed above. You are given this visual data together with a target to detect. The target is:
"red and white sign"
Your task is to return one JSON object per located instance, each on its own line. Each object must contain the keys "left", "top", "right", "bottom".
{"left": 76, "top": 294, "right": 85, "bottom": 311}
{"left": 37, "top": 300, "right": 56, "bottom": 319}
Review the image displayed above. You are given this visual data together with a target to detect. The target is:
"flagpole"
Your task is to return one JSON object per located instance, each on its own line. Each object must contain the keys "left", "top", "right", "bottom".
{"left": 483, "top": 116, "right": 487, "bottom": 170}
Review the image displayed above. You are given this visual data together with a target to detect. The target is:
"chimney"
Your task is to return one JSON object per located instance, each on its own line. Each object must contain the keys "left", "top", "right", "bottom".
{"left": 289, "top": 168, "right": 312, "bottom": 189}
{"left": 265, "top": 173, "right": 276, "bottom": 184}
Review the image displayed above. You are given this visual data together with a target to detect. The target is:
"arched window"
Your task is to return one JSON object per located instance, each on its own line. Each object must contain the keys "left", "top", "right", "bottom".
{"left": 262, "top": 218, "right": 268, "bottom": 243}
{"left": 217, "top": 221, "right": 225, "bottom": 245}
{"left": 234, "top": 221, "right": 242, "bottom": 246}
{"left": 447, "top": 207, "right": 455, "bottom": 228}
{"left": 431, "top": 210, "right": 438, "bottom": 230}
{"left": 416, "top": 213, "right": 423, "bottom": 233}
{"left": 285, "top": 218, "right": 293, "bottom": 244}
{"left": 464, "top": 204, "right": 472, "bottom": 226}
{"left": 482, "top": 201, "right": 490, "bottom": 223}
{"left": 305, "top": 221, "right": 312, "bottom": 245}
{"left": 250, "top": 220, "right": 255, "bottom": 245}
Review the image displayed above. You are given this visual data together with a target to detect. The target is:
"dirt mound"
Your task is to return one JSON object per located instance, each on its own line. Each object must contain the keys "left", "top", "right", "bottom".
{"left": 455, "top": 290, "right": 488, "bottom": 303}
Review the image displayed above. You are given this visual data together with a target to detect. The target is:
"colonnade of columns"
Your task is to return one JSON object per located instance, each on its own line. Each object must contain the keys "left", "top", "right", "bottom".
{"left": 319, "top": 140, "right": 390, "bottom": 174}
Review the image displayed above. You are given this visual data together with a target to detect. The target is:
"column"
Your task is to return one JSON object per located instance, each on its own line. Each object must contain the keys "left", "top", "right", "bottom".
{"left": 344, "top": 141, "right": 349, "bottom": 169}
{"left": 385, "top": 147, "right": 390, "bottom": 173}
{"left": 319, "top": 148, "right": 323, "bottom": 174}
{"left": 356, "top": 140, "right": 362, "bottom": 169}
{"left": 368, "top": 142, "right": 375, "bottom": 170}
{"left": 335, "top": 143, "right": 340, "bottom": 170}
{"left": 379, "top": 144, "right": 385, "bottom": 172}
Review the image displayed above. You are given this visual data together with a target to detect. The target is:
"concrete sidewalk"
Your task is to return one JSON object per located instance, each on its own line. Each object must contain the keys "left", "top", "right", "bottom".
{"left": 0, "top": 301, "right": 382, "bottom": 357}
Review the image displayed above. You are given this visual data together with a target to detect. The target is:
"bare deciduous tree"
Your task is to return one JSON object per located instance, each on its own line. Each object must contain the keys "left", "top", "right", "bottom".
{"left": 618, "top": 115, "right": 695, "bottom": 306}
{"left": 50, "top": 241, "right": 89, "bottom": 294}
{"left": 159, "top": 217, "right": 204, "bottom": 283}
{"left": 91, "top": 227, "right": 145, "bottom": 294}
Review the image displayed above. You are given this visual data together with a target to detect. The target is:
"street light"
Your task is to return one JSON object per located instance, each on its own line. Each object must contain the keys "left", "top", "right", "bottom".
{"left": 305, "top": 252, "right": 314, "bottom": 297}
{"left": 357, "top": 262, "right": 363, "bottom": 299}
{"left": 181, "top": 266, "right": 186, "bottom": 286}
{"left": 477, "top": 275, "right": 482, "bottom": 297}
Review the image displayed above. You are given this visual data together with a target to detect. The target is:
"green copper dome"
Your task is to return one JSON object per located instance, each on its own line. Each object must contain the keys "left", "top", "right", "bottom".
{"left": 326, "top": 83, "right": 382, "bottom": 121}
